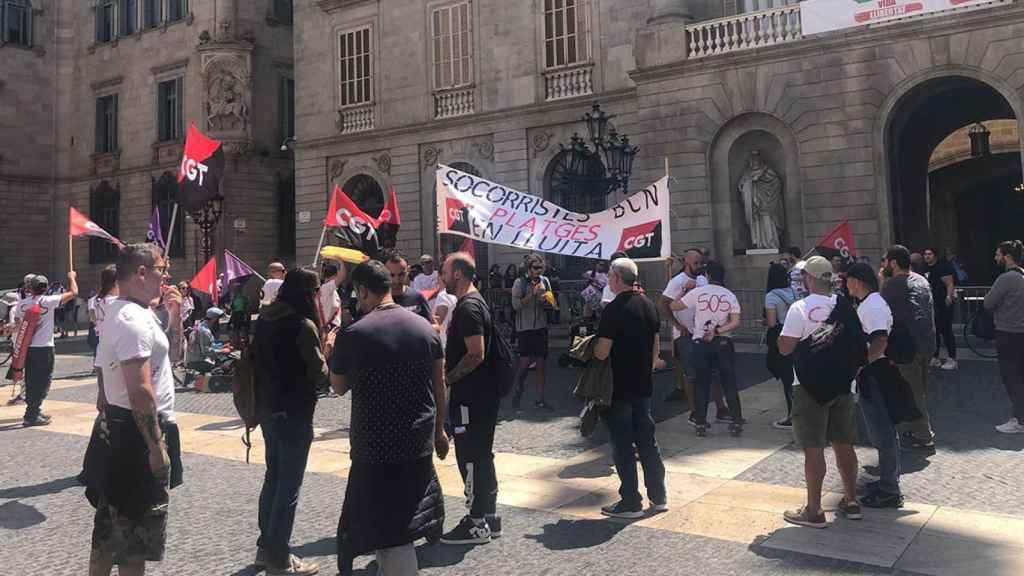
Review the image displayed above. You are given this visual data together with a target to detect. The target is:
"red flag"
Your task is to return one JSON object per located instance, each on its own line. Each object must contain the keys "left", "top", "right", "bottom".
{"left": 459, "top": 237, "right": 475, "bottom": 258}
{"left": 190, "top": 257, "right": 218, "bottom": 303}
{"left": 323, "top": 184, "right": 376, "bottom": 228}
{"left": 379, "top": 185, "right": 401, "bottom": 227}
{"left": 816, "top": 221, "right": 857, "bottom": 260}
{"left": 69, "top": 206, "right": 122, "bottom": 246}
{"left": 177, "top": 123, "right": 225, "bottom": 212}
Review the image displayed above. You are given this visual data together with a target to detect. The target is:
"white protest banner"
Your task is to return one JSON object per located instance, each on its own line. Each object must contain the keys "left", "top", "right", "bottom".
{"left": 436, "top": 164, "right": 671, "bottom": 261}
{"left": 801, "top": 0, "right": 991, "bottom": 36}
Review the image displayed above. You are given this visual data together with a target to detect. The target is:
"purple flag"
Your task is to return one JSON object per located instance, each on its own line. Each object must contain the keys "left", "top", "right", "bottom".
{"left": 147, "top": 207, "right": 166, "bottom": 250}
{"left": 222, "top": 249, "right": 259, "bottom": 295}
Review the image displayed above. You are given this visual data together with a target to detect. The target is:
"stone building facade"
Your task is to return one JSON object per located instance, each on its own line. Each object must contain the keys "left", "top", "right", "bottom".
{"left": 0, "top": 0, "right": 297, "bottom": 291}
{"left": 292, "top": 0, "right": 1024, "bottom": 289}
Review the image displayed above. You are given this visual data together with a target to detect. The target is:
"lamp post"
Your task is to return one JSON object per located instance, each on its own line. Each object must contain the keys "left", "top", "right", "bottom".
{"left": 189, "top": 198, "right": 223, "bottom": 263}
{"left": 559, "top": 102, "right": 639, "bottom": 196}
{"left": 968, "top": 122, "right": 991, "bottom": 158}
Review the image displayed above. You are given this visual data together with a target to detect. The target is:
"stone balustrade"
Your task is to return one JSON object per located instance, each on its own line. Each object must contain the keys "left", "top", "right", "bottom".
{"left": 686, "top": 5, "right": 801, "bottom": 59}
{"left": 433, "top": 86, "right": 476, "bottom": 119}
{"left": 543, "top": 63, "right": 594, "bottom": 101}
{"left": 336, "top": 104, "right": 375, "bottom": 134}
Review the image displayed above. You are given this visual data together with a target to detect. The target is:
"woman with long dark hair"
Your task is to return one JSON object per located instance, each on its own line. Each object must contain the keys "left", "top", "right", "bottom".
{"left": 252, "top": 267, "right": 327, "bottom": 575}
{"left": 764, "top": 262, "right": 798, "bottom": 429}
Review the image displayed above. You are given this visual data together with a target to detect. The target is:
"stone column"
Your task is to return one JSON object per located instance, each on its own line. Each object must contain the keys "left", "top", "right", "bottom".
{"left": 635, "top": 1, "right": 692, "bottom": 69}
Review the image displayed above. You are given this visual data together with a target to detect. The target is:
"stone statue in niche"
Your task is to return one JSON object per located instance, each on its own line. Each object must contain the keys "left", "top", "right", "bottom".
{"left": 207, "top": 73, "right": 249, "bottom": 132}
{"left": 737, "top": 150, "right": 784, "bottom": 250}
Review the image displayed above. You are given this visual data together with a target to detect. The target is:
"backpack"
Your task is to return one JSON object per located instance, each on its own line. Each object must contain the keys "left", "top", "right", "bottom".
{"left": 794, "top": 296, "right": 866, "bottom": 405}
{"left": 231, "top": 344, "right": 260, "bottom": 462}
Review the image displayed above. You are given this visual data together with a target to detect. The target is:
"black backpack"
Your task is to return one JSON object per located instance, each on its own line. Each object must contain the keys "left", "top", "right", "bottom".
{"left": 488, "top": 326, "right": 516, "bottom": 398}
{"left": 794, "top": 296, "right": 866, "bottom": 405}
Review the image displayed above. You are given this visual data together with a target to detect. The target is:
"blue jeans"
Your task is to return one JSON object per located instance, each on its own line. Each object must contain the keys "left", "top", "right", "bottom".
{"left": 857, "top": 376, "right": 901, "bottom": 495}
{"left": 603, "top": 397, "right": 666, "bottom": 507}
{"left": 258, "top": 414, "right": 314, "bottom": 566}
{"left": 693, "top": 337, "right": 741, "bottom": 425}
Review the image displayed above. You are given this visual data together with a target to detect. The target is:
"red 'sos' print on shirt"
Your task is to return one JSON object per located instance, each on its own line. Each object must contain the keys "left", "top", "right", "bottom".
{"left": 697, "top": 293, "right": 732, "bottom": 313}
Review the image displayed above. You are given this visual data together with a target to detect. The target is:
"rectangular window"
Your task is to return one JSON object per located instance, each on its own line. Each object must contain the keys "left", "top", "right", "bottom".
{"left": 96, "top": 95, "right": 119, "bottom": 154}
{"left": 4, "top": 1, "right": 31, "bottom": 46}
{"left": 157, "top": 78, "right": 183, "bottom": 142}
{"left": 119, "top": 0, "right": 137, "bottom": 36}
{"left": 543, "top": 0, "right": 591, "bottom": 69}
{"left": 338, "top": 26, "right": 373, "bottom": 107}
{"left": 273, "top": 0, "right": 293, "bottom": 24}
{"left": 431, "top": 2, "right": 472, "bottom": 90}
{"left": 97, "top": 0, "right": 116, "bottom": 43}
{"left": 167, "top": 0, "right": 186, "bottom": 22}
{"left": 279, "top": 76, "right": 295, "bottom": 140}
{"left": 143, "top": 0, "right": 160, "bottom": 29}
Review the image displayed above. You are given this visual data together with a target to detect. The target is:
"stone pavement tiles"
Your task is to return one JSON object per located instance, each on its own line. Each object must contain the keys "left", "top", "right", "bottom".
{"left": 4, "top": 354, "right": 1024, "bottom": 574}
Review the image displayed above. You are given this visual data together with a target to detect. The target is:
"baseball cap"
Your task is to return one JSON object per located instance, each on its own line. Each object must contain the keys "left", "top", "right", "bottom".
{"left": 420, "top": 254, "right": 434, "bottom": 262}
{"left": 23, "top": 274, "right": 36, "bottom": 286}
{"left": 32, "top": 275, "right": 49, "bottom": 288}
{"left": 845, "top": 262, "right": 878, "bottom": 288}
{"left": 801, "top": 256, "right": 832, "bottom": 281}
{"left": 205, "top": 307, "right": 225, "bottom": 319}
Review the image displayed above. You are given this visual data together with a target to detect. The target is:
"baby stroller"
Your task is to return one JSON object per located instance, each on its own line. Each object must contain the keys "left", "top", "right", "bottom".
{"left": 182, "top": 344, "right": 239, "bottom": 392}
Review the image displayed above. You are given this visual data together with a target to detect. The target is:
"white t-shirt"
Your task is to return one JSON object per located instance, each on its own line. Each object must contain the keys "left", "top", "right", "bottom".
{"left": 319, "top": 279, "right": 342, "bottom": 327}
{"left": 410, "top": 271, "right": 439, "bottom": 294}
{"left": 681, "top": 284, "right": 741, "bottom": 341}
{"left": 662, "top": 272, "right": 709, "bottom": 339}
{"left": 857, "top": 292, "right": 893, "bottom": 347}
{"left": 15, "top": 294, "right": 64, "bottom": 348}
{"left": 780, "top": 293, "right": 837, "bottom": 386}
{"left": 433, "top": 290, "right": 458, "bottom": 349}
{"left": 97, "top": 300, "right": 175, "bottom": 418}
{"left": 261, "top": 278, "right": 284, "bottom": 307}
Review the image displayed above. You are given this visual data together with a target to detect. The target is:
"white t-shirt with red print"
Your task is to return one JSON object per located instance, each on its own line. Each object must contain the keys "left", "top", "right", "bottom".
{"left": 681, "top": 284, "right": 741, "bottom": 341}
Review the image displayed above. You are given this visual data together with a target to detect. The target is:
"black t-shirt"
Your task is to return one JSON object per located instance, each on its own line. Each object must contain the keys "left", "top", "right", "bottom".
{"left": 445, "top": 291, "right": 495, "bottom": 405}
{"left": 597, "top": 291, "right": 660, "bottom": 401}
{"left": 927, "top": 260, "right": 955, "bottom": 304}
{"left": 331, "top": 305, "right": 443, "bottom": 464}
{"left": 394, "top": 289, "right": 433, "bottom": 322}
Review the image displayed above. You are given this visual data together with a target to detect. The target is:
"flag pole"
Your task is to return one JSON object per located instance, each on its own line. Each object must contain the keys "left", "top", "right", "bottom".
{"left": 68, "top": 234, "right": 74, "bottom": 272}
{"left": 312, "top": 226, "right": 328, "bottom": 267}
{"left": 164, "top": 203, "right": 180, "bottom": 255}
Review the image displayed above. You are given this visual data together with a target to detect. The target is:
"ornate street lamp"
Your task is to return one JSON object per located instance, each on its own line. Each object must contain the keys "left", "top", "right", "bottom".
{"left": 559, "top": 102, "right": 639, "bottom": 196}
{"left": 968, "top": 122, "right": 991, "bottom": 158}
{"left": 189, "top": 198, "right": 223, "bottom": 263}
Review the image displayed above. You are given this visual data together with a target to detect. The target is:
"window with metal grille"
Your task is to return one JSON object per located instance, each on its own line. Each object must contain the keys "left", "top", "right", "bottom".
{"left": 152, "top": 172, "right": 184, "bottom": 258}
{"left": 431, "top": 1, "right": 472, "bottom": 90}
{"left": 157, "top": 77, "right": 183, "bottom": 142}
{"left": 90, "top": 182, "right": 120, "bottom": 264}
{"left": 95, "top": 94, "right": 118, "bottom": 154}
{"left": 543, "top": 0, "right": 591, "bottom": 69}
{"left": 1, "top": 0, "right": 32, "bottom": 47}
{"left": 142, "top": 0, "right": 160, "bottom": 29}
{"left": 338, "top": 26, "right": 373, "bottom": 107}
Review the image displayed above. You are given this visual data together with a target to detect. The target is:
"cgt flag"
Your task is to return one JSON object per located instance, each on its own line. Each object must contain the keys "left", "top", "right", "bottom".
{"left": 324, "top": 184, "right": 401, "bottom": 259}
{"left": 177, "top": 123, "right": 225, "bottom": 212}
{"left": 69, "top": 207, "right": 122, "bottom": 246}
{"left": 815, "top": 221, "right": 857, "bottom": 260}
{"left": 190, "top": 257, "right": 219, "bottom": 303}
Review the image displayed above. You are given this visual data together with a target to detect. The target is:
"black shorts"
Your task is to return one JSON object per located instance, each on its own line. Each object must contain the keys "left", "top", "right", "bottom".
{"left": 517, "top": 328, "right": 549, "bottom": 359}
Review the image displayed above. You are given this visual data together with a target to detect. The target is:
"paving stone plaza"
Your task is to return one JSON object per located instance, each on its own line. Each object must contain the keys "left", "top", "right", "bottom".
{"left": 1, "top": 340, "right": 1021, "bottom": 575}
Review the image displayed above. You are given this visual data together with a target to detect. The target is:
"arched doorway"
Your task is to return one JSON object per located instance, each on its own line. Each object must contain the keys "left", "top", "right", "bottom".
{"left": 544, "top": 149, "right": 607, "bottom": 279}
{"left": 341, "top": 173, "right": 385, "bottom": 216}
{"left": 886, "top": 75, "right": 1022, "bottom": 283}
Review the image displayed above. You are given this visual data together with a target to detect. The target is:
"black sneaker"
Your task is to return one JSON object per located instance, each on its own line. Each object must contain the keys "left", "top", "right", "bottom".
{"left": 23, "top": 414, "right": 51, "bottom": 427}
{"left": 486, "top": 515, "right": 502, "bottom": 538}
{"left": 715, "top": 411, "right": 733, "bottom": 423}
{"left": 440, "top": 516, "right": 492, "bottom": 545}
{"left": 861, "top": 490, "right": 904, "bottom": 509}
{"left": 901, "top": 435, "right": 936, "bottom": 453}
{"left": 687, "top": 414, "right": 700, "bottom": 428}
{"left": 600, "top": 500, "right": 644, "bottom": 519}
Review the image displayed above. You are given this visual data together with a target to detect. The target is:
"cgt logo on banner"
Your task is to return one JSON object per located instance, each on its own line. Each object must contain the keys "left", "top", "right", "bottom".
{"left": 435, "top": 165, "right": 671, "bottom": 261}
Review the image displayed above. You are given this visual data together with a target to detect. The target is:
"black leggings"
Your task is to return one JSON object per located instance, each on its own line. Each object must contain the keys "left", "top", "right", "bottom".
{"left": 934, "top": 302, "right": 956, "bottom": 359}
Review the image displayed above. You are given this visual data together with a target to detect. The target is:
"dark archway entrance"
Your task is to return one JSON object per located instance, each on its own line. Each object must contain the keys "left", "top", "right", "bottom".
{"left": 887, "top": 76, "right": 1020, "bottom": 279}
{"left": 341, "top": 174, "right": 385, "bottom": 216}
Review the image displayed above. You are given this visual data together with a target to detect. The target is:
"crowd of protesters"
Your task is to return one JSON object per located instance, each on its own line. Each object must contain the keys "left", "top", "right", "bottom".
{"left": 2, "top": 231, "right": 1021, "bottom": 575}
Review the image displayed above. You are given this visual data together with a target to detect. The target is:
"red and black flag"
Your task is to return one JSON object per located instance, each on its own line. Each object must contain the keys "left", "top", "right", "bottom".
{"left": 177, "top": 123, "right": 225, "bottom": 212}
{"left": 815, "top": 220, "right": 857, "bottom": 261}
{"left": 324, "top": 184, "right": 401, "bottom": 259}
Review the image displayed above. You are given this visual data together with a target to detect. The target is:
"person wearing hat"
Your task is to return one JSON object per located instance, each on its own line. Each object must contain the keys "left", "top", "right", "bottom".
{"left": 846, "top": 262, "right": 904, "bottom": 508}
{"left": 410, "top": 254, "right": 439, "bottom": 294}
{"left": 14, "top": 271, "right": 78, "bottom": 426}
{"left": 777, "top": 255, "right": 862, "bottom": 528}
{"left": 186, "top": 307, "right": 225, "bottom": 392}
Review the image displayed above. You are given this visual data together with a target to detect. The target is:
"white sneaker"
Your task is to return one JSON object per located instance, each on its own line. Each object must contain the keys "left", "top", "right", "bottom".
{"left": 929, "top": 357, "right": 943, "bottom": 368}
{"left": 940, "top": 359, "right": 958, "bottom": 371}
{"left": 995, "top": 418, "right": 1024, "bottom": 434}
